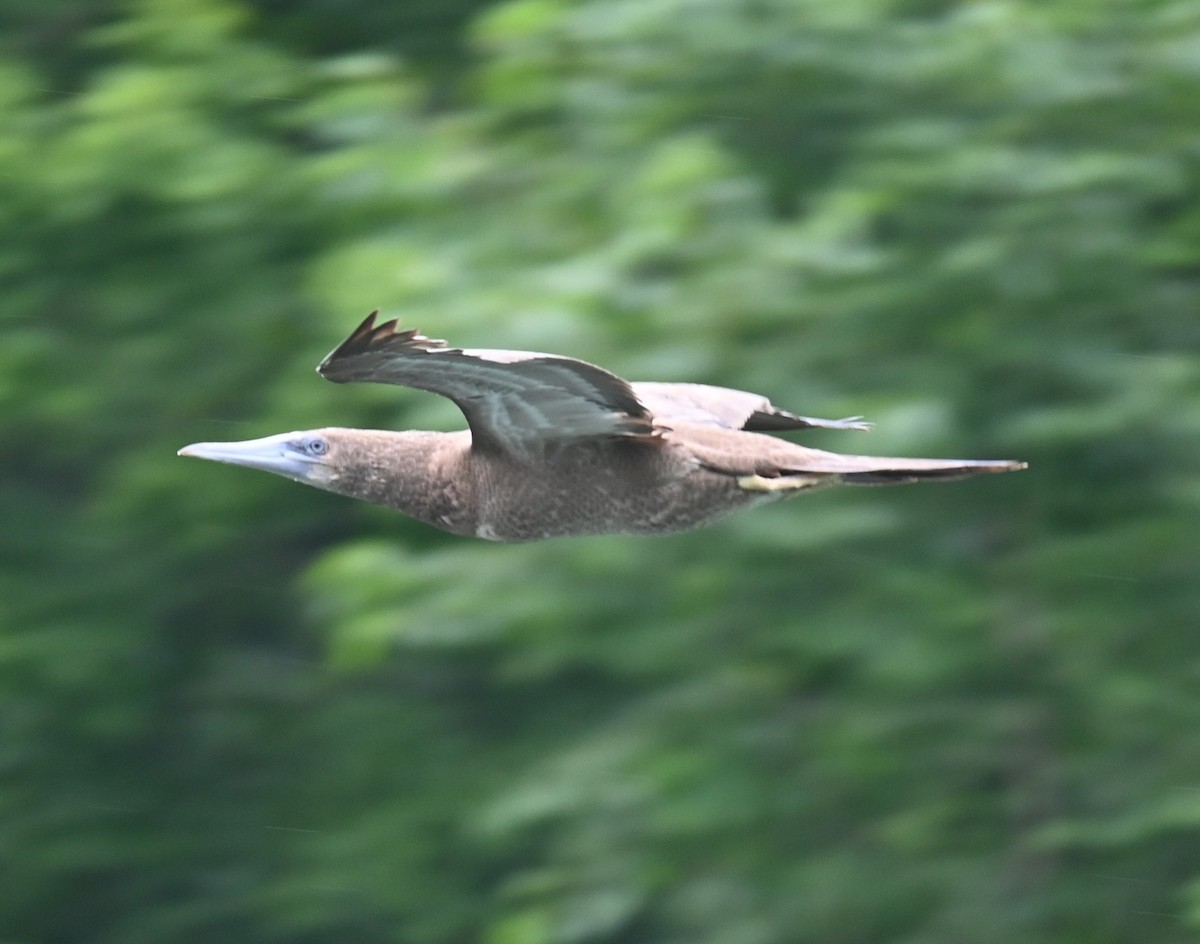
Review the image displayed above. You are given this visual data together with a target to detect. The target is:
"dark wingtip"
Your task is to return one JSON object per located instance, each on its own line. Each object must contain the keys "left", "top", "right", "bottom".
{"left": 318, "top": 309, "right": 396, "bottom": 379}
{"left": 317, "top": 310, "right": 453, "bottom": 382}
{"left": 745, "top": 411, "right": 875, "bottom": 433}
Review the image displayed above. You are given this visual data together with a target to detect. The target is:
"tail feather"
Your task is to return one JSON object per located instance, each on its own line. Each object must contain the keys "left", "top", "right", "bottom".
{"left": 678, "top": 424, "right": 1026, "bottom": 487}
{"left": 831, "top": 457, "right": 1027, "bottom": 486}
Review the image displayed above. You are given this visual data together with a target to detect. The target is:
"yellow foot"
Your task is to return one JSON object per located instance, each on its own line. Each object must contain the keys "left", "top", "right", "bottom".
{"left": 736, "top": 474, "right": 821, "bottom": 493}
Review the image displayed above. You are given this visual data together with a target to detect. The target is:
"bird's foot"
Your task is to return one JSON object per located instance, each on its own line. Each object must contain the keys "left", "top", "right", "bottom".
{"left": 737, "top": 474, "right": 823, "bottom": 493}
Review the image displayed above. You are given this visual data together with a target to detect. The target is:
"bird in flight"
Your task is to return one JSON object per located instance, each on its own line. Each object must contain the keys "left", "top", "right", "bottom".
{"left": 179, "top": 312, "right": 1025, "bottom": 541}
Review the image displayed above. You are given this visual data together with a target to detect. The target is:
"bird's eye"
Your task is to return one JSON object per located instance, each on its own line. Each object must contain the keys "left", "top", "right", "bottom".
{"left": 305, "top": 437, "right": 328, "bottom": 456}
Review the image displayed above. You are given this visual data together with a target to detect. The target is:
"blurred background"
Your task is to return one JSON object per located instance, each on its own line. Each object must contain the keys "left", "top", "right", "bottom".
{"left": 3, "top": 0, "right": 1199, "bottom": 941}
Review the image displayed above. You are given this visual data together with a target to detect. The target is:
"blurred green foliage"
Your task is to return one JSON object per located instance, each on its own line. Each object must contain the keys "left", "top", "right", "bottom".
{"left": 2, "top": 0, "right": 1199, "bottom": 941}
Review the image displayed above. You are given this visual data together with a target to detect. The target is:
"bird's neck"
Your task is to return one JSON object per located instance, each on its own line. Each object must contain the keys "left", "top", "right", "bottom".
{"left": 324, "top": 429, "right": 477, "bottom": 535}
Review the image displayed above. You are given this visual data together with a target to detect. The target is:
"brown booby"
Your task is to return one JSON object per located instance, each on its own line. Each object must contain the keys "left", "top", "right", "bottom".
{"left": 178, "top": 312, "right": 1026, "bottom": 541}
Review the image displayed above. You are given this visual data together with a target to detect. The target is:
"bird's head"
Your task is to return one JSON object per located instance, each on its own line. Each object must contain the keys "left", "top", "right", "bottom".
{"left": 178, "top": 430, "right": 344, "bottom": 489}
{"left": 177, "top": 427, "right": 457, "bottom": 513}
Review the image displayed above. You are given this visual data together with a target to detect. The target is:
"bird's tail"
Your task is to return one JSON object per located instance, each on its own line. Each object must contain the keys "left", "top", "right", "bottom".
{"left": 828, "top": 455, "right": 1027, "bottom": 485}
{"left": 733, "top": 449, "right": 1026, "bottom": 494}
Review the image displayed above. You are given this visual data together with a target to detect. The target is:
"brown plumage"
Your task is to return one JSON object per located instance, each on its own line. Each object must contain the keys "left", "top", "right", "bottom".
{"left": 178, "top": 311, "right": 1026, "bottom": 541}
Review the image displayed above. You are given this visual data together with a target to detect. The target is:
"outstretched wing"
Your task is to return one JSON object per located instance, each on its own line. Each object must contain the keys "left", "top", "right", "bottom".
{"left": 318, "top": 312, "right": 656, "bottom": 457}
{"left": 631, "top": 382, "right": 872, "bottom": 433}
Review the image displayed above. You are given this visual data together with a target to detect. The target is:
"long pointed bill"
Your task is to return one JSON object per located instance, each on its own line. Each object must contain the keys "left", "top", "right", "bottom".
{"left": 177, "top": 432, "right": 318, "bottom": 481}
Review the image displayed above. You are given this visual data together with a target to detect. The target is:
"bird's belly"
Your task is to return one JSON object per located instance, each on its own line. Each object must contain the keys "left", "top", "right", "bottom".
{"left": 472, "top": 455, "right": 759, "bottom": 541}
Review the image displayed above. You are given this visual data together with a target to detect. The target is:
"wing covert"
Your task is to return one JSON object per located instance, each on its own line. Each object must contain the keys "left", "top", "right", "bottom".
{"left": 631, "top": 382, "right": 871, "bottom": 433}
